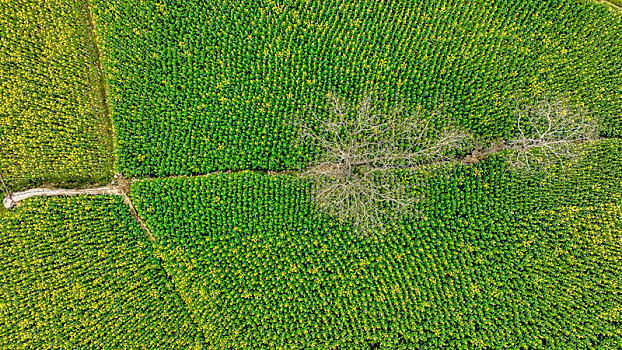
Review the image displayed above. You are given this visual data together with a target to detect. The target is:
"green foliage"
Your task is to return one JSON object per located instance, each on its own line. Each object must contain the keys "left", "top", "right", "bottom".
{"left": 0, "top": 196, "right": 204, "bottom": 349}
{"left": 533, "top": 138, "right": 622, "bottom": 207}
{"left": 131, "top": 146, "right": 622, "bottom": 349}
{"left": 91, "top": 0, "right": 622, "bottom": 176}
{"left": 0, "top": 0, "right": 114, "bottom": 190}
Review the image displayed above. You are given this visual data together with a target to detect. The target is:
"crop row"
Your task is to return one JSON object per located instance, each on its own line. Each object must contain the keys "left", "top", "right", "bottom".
{"left": 91, "top": 0, "right": 622, "bottom": 176}
{"left": 0, "top": 0, "right": 114, "bottom": 190}
{"left": 131, "top": 141, "right": 622, "bottom": 348}
{"left": 0, "top": 196, "right": 204, "bottom": 349}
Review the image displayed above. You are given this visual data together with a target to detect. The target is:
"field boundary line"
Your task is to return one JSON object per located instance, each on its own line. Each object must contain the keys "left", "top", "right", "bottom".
{"left": 120, "top": 192, "right": 157, "bottom": 242}
{"left": 5, "top": 138, "right": 607, "bottom": 207}
{"left": 83, "top": 0, "right": 117, "bottom": 175}
{"left": 150, "top": 253, "right": 208, "bottom": 345}
{"left": 3, "top": 138, "right": 610, "bottom": 240}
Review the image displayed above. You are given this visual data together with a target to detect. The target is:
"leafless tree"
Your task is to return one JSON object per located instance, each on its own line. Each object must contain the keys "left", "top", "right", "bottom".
{"left": 289, "top": 90, "right": 472, "bottom": 237}
{"left": 502, "top": 94, "right": 600, "bottom": 176}
{"left": 288, "top": 90, "right": 599, "bottom": 237}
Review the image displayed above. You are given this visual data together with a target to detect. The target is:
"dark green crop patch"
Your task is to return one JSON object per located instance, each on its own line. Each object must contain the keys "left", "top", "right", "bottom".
{"left": 130, "top": 149, "right": 622, "bottom": 348}
{"left": 91, "top": 0, "right": 622, "bottom": 177}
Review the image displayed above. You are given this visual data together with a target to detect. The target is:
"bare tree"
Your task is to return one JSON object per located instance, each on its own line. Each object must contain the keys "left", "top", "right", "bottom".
{"left": 502, "top": 94, "right": 600, "bottom": 176}
{"left": 289, "top": 90, "right": 472, "bottom": 237}
{"left": 288, "top": 90, "right": 599, "bottom": 237}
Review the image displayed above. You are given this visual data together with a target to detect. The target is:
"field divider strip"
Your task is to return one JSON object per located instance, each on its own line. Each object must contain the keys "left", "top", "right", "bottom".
{"left": 149, "top": 249, "right": 209, "bottom": 344}
{"left": 4, "top": 138, "right": 607, "bottom": 207}
{"left": 5, "top": 187, "right": 120, "bottom": 208}
{"left": 82, "top": 0, "right": 117, "bottom": 175}
{"left": 3, "top": 137, "right": 609, "bottom": 239}
{"left": 120, "top": 192, "right": 157, "bottom": 242}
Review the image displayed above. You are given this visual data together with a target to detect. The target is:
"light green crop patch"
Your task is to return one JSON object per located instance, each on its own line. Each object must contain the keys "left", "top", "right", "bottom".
{"left": 0, "top": 0, "right": 114, "bottom": 191}
{"left": 0, "top": 196, "right": 204, "bottom": 349}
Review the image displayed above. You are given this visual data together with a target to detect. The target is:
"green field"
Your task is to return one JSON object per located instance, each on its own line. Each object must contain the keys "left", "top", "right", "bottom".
{"left": 91, "top": 0, "right": 622, "bottom": 176}
{"left": 0, "top": 0, "right": 114, "bottom": 190}
{"left": 2, "top": 0, "right": 622, "bottom": 348}
{"left": 130, "top": 140, "right": 622, "bottom": 348}
{"left": 0, "top": 196, "right": 204, "bottom": 349}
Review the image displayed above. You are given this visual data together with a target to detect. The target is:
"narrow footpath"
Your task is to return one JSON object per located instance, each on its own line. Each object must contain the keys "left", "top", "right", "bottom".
{"left": 2, "top": 184, "right": 156, "bottom": 242}
{"left": 3, "top": 0, "right": 615, "bottom": 241}
{"left": 2, "top": 136, "right": 602, "bottom": 210}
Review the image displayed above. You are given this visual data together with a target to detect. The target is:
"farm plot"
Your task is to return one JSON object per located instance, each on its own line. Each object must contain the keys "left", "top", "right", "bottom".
{"left": 91, "top": 0, "right": 622, "bottom": 176}
{"left": 0, "top": 0, "right": 113, "bottom": 190}
{"left": 0, "top": 196, "right": 204, "bottom": 349}
{"left": 130, "top": 143, "right": 622, "bottom": 348}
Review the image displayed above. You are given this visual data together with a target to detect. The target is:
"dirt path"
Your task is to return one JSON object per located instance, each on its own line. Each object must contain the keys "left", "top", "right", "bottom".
{"left": 3, "top": 183, "right": 156, "bottom": 242}
{"left": 4, "top": 187, "right": 120, "bottom": 209}
{"left": 2, "top": 137, "right": 603, "bottom": 243}
{"left": 2, "top": 137, "right": 591, "bottom": 208}
{"left": 0, "top": 139, "right": 510, "bottom": 210}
